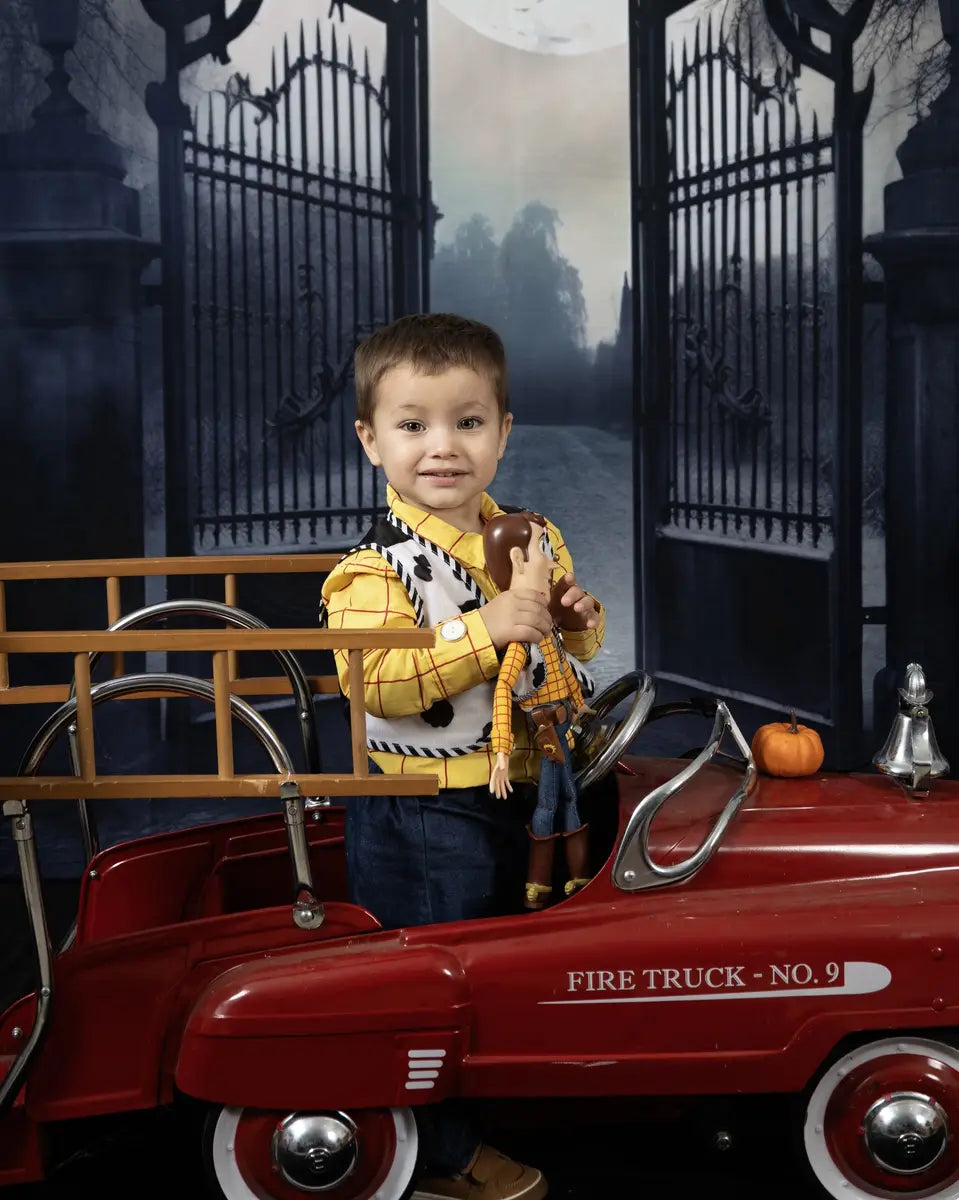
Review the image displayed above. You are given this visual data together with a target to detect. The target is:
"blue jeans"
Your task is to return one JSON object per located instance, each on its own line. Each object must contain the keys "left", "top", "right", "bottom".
{"left": 345, "top": 761, "right": 534, "bottom": 1173}
{"left": 530, "top": 718, "right": 582, "bottom": 837}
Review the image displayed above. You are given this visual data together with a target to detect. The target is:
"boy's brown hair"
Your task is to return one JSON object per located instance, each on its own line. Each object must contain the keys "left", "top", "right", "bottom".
{"left": 354, "top": 313, "right": 509, "bottom": 424}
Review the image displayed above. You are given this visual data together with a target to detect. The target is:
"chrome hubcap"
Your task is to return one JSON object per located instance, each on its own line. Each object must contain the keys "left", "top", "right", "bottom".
{"left": 862, "top": 1091, "right": 948, "bottom": 1175}
{"left": 271, "top": 1112, "right": 358, "bottom": 1192}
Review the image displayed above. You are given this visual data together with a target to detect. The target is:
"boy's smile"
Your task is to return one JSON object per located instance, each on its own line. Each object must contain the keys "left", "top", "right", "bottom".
{"left": 355, "top": 363, "right": 512, "bottom": 532}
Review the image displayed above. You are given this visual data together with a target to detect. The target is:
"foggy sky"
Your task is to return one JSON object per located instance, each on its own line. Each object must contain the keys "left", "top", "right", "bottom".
{"left": 428, "top": 0, "right": 631, "bottom": 346}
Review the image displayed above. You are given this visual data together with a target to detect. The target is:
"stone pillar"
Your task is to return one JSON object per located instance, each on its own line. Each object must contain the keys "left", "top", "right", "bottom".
{"left": 0, "top": 0, "right": 156, "bottom": 566}
{"left": 0, "top": 1, "right": 158, "bottom": 780}
{"left": 867, "top": 0, "right": 959, "bottom": 765}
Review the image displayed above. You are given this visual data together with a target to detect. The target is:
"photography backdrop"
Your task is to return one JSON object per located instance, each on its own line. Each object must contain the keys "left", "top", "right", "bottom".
{"left": 0, "top": 0, "right": 953, "bottom": 877}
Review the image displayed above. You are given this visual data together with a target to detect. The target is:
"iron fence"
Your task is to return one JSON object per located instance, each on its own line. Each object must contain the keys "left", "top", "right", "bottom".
{"left": 666, "top": 18, "right": 835, "bottom": 546}
{"left": 184, "top": 20, "right": 395, "bottom": 551}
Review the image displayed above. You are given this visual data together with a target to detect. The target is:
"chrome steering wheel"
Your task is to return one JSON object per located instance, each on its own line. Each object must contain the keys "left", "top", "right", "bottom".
{"left": 572, "top": 670, "right": 657, "bottom": 791}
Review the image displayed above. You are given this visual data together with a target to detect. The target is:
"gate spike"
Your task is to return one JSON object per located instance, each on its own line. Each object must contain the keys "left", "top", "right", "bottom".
{"left": 745, "top": 75, "right": 754, "bottom": 152}
{"left": 706, "top": 11, "right": 715, "bottom": 57}
{"left": 315, "top": 19, "right": 323, "bottom": 59}
{"left": 347, "top": 36, "right": 355, "bottom": 70}
{"left": 269, "top": 49, "right": 278, "bottom": 164}
{"left": 363, "top": 47, "right": 371, "bottom": 86}
{"left": 299, "top": 19, "right": 306, "bottom": 60}
{"left": 695, "top": 15, "right": 704, "bottom": 65}
{"left": 331, "top": 24, "right": 339, "bottom": 65}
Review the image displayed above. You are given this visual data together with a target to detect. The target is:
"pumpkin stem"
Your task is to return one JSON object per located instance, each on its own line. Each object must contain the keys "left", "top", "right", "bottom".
{"left": 788, "top": 709, "right": 798, "bottom": 734}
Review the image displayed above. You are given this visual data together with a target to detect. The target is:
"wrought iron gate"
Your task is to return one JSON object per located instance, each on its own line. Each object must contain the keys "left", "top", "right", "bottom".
{"left": 632, "top": 1, "right": 874, "bottom": 766}
{"left": 155, "top": 1, "right": 430, "bottom": 554}
{"left": 665, "top": 27, "right": 833, "bottom": 546}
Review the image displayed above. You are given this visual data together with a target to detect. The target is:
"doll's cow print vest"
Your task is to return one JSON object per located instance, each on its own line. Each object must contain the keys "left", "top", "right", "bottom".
{"left": 318, "top": 509, "right": 594, "bottom": 759}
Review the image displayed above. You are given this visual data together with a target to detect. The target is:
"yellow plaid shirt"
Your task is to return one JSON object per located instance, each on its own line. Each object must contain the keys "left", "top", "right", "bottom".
{"left": 321, "top": 486, "right": 606, "bottom": 788}
{"left": 492, "top": 635, "right": 586, "bottom": 757}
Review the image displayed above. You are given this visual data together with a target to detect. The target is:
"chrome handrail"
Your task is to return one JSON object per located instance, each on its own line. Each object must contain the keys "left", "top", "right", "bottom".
{"left": 63, "top": 599, "right": 326, "bottom": 864}
{"left": 1, "top": 671, "right": 323, "bottom": 1114}
{"left": 611, "top": 700, "right": 756, "bottom": 892}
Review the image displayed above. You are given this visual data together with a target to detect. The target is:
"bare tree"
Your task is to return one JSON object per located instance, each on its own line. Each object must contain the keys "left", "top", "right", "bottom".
{"left": 711, "top": 0, "right": 948, "bottom": 118}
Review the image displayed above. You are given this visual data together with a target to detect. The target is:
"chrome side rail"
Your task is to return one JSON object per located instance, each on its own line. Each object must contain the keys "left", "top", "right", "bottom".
{"left": 1, "top": 671, "right": 323, "bottom": 1115}
{"left": 611, "top": 700, "right": 756, "bottom": 892}
{"left": 0, "top": 800, "right": 53, "bottom": 1111}
{"left": 64, "top": 599, "right": 327, "bottom": 863}
{"left": 23, "top": 672, "right": 321, "bottom": 928}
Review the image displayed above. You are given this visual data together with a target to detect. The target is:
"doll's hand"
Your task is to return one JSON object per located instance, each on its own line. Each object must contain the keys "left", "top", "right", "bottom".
{"left": 480, "top": 587, "right": 552, "bottom": 649}
{"left": 550, "top": 573, "right": 601, "bottom": 631}
{"left": 489, "top": 752, "right": 512, "bottom": 799}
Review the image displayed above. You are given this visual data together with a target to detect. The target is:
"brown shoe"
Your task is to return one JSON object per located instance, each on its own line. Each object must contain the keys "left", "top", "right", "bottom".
{"left": 412, "top": 1144, "right": 548, "bottom": 1200}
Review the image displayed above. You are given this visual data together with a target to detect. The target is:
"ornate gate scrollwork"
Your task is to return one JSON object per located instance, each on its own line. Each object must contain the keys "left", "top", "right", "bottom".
{"left": 141, "top": 0, "right": 264, "bottom": 68}
{"left": 764, "top": 0, "right": 876, "bottom": 126}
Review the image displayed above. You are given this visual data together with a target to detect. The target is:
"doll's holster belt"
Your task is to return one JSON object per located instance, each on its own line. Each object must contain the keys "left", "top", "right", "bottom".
{"left": 527, "top": 702, "right": 570, "bottom": 763}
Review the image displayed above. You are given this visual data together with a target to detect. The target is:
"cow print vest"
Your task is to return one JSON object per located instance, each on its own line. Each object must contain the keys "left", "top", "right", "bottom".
{"left": 319, "top": 508, "right": 594, "bottom": 759}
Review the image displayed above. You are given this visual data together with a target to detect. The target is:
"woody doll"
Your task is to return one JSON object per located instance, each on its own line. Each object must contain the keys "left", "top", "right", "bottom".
{"left": 485, "top": 511, "right": 595, "bottom": 909}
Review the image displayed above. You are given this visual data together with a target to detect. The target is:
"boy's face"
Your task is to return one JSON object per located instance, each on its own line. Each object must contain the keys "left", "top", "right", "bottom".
{"left": 355, "top": 364, "right": 512, "bottom": 529}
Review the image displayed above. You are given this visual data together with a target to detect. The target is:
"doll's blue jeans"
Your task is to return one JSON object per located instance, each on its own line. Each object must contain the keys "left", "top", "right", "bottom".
{"left": 530, "top": 718, "right": 582, "bottom": 837}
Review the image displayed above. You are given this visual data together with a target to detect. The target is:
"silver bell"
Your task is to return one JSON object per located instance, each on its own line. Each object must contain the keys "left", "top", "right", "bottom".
{"left": 874, "top": 663, "right": 950, "bottom": 797}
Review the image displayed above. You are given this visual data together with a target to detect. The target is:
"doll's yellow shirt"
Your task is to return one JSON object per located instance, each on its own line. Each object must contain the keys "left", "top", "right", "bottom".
{"left": 321, "top": 486, "right": 606, "bottom": 789}
{"left": 491, "top": 636, "right": 586, "bottom": 757}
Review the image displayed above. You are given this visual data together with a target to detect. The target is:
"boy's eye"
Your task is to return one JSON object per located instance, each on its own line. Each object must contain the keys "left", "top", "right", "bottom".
{"left": 400, "top": 420, "right": 424, "bottom": 433}
{"left": 457, "top": 417, "right": 482, "bottom": 430}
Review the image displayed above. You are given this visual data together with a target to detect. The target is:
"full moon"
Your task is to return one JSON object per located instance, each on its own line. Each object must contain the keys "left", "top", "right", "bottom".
{"left": 436, "top": 0, "right": 627, "bottom": 56}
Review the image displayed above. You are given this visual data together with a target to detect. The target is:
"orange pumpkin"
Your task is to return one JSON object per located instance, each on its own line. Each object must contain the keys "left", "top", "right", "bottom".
{"left": 751, "top": 711, "right": 824, "bottom": 777}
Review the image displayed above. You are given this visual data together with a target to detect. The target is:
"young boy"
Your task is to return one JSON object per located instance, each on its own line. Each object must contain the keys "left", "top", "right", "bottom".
{"left": 320, "top": 313, "right": 605, "bottom": 1200}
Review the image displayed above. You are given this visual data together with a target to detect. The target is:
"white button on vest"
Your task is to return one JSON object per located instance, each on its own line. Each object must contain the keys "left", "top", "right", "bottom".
{"left": 439, "top": 618, "right": 467, "bottom": 643}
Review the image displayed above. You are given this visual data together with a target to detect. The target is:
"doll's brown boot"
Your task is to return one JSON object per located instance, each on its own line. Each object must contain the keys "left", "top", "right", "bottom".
{"left": 563, "top": 824, "right": 591, "bottom": 897}
{"left": 524, "top": 830, "right": 558, "bottom": 910}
